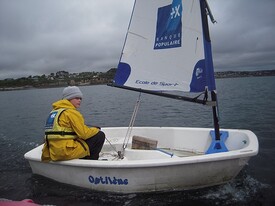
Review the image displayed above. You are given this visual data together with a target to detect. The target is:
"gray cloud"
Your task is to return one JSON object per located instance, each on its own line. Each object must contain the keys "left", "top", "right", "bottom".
{"left": 0, "top": 0, "right": 274, "bottom": 79}
{"left": 0, "top": 0, "right": 133, "bottom": 79}
{"left": 209, "top": 0, "right": 275, "bottom": 71}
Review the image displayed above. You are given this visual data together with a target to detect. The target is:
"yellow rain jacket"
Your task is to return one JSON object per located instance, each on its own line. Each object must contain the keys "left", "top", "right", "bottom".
{"left": 41, "top": 99, "right": 99, "bottom": 161}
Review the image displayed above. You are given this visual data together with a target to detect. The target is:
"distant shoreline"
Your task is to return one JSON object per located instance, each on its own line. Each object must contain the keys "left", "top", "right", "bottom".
{"left": 0, "top": 83, "right": 106, "bottom": 92}
{"left": 215, "top": 69, "right": 275, "bottom": 79}
{"left": 1, "top": 69, "right": 275, "bottom": 92}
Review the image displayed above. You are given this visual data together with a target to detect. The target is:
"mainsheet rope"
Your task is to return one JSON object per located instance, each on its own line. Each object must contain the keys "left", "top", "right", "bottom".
{"left": 119, "top": 92, "right": 142, "bottom": 158}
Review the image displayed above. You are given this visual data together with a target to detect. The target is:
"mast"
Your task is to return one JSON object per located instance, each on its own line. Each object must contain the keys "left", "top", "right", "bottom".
{"left": 200, "top": 0, "right": 220, "bottom": 141}
{"left": 211, "top": 91, "right": 220, "bottom": 141}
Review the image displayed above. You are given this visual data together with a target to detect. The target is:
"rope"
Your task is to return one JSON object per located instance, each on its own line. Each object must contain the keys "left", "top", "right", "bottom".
{"left": 120, "top": 92, "right": 142, "bottom": 158}
{"left": 105, "top": 137, "right": 119, "bottom": 153}
{"left": 192, "top": 89, "right": 208, "bottom": 104}
{"left": 101, "top": 93, "right": 142, "bottom": 160}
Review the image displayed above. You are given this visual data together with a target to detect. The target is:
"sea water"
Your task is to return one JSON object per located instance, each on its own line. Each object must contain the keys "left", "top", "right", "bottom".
{"left": 0, "top": 76, "right": 274, "bottom": 205}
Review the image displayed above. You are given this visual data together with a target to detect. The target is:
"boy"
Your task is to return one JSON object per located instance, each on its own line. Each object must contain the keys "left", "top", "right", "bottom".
{"left": 42, "top": 86, "right": 105, "bottom": 161}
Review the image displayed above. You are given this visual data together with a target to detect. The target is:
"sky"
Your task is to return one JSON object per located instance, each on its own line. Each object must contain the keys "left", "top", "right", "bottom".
{"left": 0, "top": 0, "right": 274, "bottom": 80}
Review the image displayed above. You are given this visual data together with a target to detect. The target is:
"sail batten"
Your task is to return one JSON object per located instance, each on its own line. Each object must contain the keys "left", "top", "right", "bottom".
{"left": 114, "top": 0, "right": 216, "bottom": 93}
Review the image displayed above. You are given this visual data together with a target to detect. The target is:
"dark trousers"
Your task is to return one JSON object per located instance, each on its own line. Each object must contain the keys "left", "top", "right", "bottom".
{"left": 84, "top": 131, "right": 105, "bottom": 160}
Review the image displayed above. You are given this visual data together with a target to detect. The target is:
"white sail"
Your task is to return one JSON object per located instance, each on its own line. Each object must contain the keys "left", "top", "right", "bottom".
{"left": 114, "top": 0, "right": 216, "bottom": 92}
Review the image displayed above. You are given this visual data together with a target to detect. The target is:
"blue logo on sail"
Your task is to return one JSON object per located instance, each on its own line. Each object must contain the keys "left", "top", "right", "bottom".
{"left": 154, "top": 0, "right": 182, "bottom": 50}
{"left": 190, "top": 60, "right": 206, "bottom": 92}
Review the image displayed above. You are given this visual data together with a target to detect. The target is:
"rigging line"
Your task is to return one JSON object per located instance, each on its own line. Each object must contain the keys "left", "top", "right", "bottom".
{"left": 191, "top": 89, "right": 208, "bottom": 103}
{"left": 121, "top": 92, "right": 142, "bottom": 156}
{"left": 128, "top": 31, "right": 147, "bottom": 40}
{"left": 205, "top": 0, "right": 217, "bottom": 24}
{"left": 105, "top": 136, "right": 119, "bottom": 154}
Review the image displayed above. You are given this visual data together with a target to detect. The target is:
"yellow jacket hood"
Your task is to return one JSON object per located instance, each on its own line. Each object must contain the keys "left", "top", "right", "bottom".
{"left": 52, "top": 99, "right": 75, "bottom": 110}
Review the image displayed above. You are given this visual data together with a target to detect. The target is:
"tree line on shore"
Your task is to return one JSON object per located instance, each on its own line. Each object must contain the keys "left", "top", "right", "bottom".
{"left": 1, "top": 68, "right": 274, "bottom": 90}
{"left": 0, "top": 68, "right": 116, "bottom": 89}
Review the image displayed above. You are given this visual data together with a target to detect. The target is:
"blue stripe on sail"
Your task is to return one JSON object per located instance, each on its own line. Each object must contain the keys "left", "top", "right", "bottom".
{"left": 114, "top": 62, "right": 131, "bottom": 86}
{"left": 201, "top": 0, "right": 216, "bottom": 91}
{"left": 190, "top": 0, "right": 216, "bottom": 92}
{"left": 204, "top": 41, "right": 216, "bottom": 91}
{"left": 190, "top": 43, "right": 216, "bottom": 92}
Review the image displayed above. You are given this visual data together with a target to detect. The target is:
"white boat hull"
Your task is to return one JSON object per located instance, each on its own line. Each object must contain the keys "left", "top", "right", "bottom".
{"left": 24, "top": 127, "right": 258, "bottom": 193}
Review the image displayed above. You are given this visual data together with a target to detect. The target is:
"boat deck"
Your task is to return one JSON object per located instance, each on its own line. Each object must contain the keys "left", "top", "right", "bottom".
{"left": 159, "top": 148, "right": 204, "bottom": 157}
{"left": 99, "top": 148, "right": 204, "bottom": 161}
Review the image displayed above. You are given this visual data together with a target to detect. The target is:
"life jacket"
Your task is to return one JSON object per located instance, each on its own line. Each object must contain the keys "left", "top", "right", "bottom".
{"left": 42, "top": 107, "right": 90, "bottom": 161}
{"left": 45, "top": 108, "right": 77, "bottom": 140}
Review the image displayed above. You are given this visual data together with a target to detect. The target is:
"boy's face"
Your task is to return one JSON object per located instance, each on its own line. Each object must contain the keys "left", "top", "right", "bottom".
{"left": 69, "top": 97, "right": 82, "bottom": 108}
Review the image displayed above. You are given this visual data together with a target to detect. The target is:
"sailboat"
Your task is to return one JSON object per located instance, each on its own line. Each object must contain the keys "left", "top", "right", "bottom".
{"left": 24, "top": 0, "right": 258, "bottom": 193}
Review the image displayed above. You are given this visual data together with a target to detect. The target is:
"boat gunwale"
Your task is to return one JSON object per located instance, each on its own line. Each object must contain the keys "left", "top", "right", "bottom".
{"left": 24, "top": 127, "right": 258, "bottom": 169}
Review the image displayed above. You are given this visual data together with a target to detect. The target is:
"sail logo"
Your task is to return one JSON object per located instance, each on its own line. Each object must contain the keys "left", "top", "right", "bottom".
{"left": 196, "top": 68, "right": 203, "bottom": 79}
{"left": 190, "top": 60, "right": 206, "bottom": 92}
{"left": 171, "top": 4, "right": 181, "bottom": 19}
{"left": 154, "top": 0, "right": 182, "bottom": 50}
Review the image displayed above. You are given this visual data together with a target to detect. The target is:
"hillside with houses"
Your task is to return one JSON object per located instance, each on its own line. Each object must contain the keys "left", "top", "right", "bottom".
{"left": 0, "top": 68, "right": 116, "bottom": 91}
{"left": 1, "top": 69, "right": 275, "bottom": 91}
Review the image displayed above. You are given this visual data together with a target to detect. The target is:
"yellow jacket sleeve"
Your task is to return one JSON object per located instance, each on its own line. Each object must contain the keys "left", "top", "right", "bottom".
{"left": 59, "top": 108, "right": 99, "bottom": 140}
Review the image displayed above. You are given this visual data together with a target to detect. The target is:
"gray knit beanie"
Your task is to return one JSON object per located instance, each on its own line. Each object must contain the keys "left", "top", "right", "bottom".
{"left": 62, "top": 86, "right": 83, "bottom": 100}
